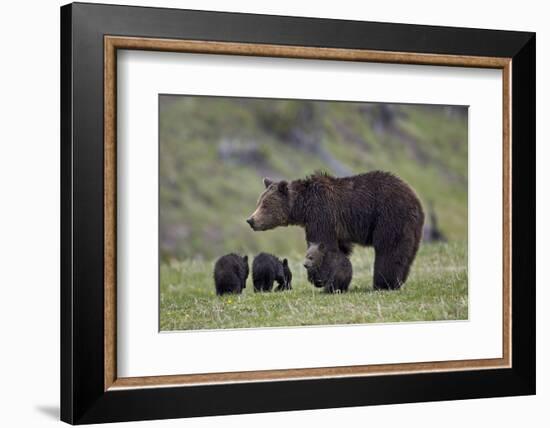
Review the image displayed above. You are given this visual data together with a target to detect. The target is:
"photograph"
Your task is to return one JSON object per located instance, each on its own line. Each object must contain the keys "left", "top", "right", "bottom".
{"left": 159, "top": 94, "right": 468, "bottom": 331}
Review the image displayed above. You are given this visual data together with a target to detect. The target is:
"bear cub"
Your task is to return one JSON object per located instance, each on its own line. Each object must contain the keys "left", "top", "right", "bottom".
{"left": 252, "top": 252, "right": 292, "bottom": 292}
{"left": 213, "top": 253, "right": 249, "bottom": 296}
{"left": 303, "top": 243, "right": 352, "bottom": 293}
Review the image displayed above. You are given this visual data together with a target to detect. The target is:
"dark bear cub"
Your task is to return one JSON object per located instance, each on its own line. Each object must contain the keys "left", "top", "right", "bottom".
{"left": 213, "top": 253, "right": 249, "bottom": 296}
{"left": 252, "top": 253, "right": 292, "bottom": 292}
{"left": 303, "top": 243, "right": 352, "bottom": 293}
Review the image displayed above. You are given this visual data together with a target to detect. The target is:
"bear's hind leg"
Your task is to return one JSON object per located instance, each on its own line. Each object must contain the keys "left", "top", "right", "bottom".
{"left": 264, "top": 278, "right": 275, "bottom": 292}
{"left": 253, "top": 279, "right": 262, "bottom": 292}
{"left": 373, "top": 248, "right": 409, "bottom": 290}
{"left": 254, "top": 273, "right": 274, "bottom": 292}
{"left": 372, "top": 213, "right": 423, "bottom": 290}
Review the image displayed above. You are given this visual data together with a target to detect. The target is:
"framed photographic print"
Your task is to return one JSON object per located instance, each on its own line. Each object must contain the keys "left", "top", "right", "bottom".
{"left": 60, "top": 2, "right": 535, "bottom": 424}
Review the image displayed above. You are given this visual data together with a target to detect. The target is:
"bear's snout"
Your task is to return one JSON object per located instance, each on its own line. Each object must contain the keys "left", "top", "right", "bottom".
{"left": 246, "top": 217, "right": 255, "bottom": 228}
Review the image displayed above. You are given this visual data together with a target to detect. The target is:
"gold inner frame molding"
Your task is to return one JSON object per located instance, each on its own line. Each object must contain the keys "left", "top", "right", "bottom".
{"left": 104, "top": 35, "right": 512, "bottom": 391}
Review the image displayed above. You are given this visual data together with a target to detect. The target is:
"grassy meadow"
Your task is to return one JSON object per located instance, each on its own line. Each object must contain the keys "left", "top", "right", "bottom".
{"left": 159, "top": 96, "right": 468, "bottom": 331}
{"left": 160, "top": 242, "right": 468, "bottom": 331}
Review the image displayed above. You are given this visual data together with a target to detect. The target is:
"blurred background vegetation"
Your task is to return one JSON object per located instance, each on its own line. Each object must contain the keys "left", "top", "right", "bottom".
{"left": 160, "top": 95, "right": 467, "bottom": 262}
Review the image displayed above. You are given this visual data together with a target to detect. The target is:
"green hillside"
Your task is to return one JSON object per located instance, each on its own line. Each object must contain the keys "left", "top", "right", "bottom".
{"left": 160, "top": 95, "right": 467, "bottom": 261}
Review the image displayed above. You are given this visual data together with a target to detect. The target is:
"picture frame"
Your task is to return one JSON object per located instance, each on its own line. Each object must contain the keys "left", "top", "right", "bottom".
{"left": 60, "top": 2, "right": 535, "bottom": 424}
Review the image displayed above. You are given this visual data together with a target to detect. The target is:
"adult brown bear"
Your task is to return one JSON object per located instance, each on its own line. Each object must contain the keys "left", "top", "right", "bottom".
{"left": 246, "top": 171, "right": 424, "bottom": 290}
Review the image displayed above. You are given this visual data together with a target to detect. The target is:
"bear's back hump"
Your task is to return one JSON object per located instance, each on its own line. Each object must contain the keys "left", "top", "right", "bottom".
{"left": 344, "top": 171, "right": 422, "bottom": 210}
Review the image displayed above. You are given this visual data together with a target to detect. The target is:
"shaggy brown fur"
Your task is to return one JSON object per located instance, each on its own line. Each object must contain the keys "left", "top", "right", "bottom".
{"left": 304, "top": 243, "right": 352, "bottom": 293}
{"left": 213, "top": 253, "right": 249, "bottom": 296}
{"left": 247, "top": 171, "right": 424, "bottom": 290}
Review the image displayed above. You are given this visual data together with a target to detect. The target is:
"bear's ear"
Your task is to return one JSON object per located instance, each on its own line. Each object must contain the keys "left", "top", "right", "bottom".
{"left": 282, "top": 258, "right": 288, "bottom": 266}
{"left": 243, "top": 255, "right": 248, "bottom": 263}
{"left": 278, "top": 180, "right": 288, "bottom": 195}
{"left": 263, "top": 177, "right": 273, "bottom": 188}
{"left": 318, "top": 242, "right": 325, "bottom": 251}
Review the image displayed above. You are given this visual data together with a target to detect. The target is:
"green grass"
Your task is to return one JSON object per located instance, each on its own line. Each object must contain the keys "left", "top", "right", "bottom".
{"left": 160, "top": 241, "right": 468, "bottom": 331}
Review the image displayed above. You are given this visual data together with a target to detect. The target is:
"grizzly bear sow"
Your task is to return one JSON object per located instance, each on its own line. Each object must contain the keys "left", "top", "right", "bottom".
{"left": 213, "top": 253, "right": 249, "bottom": 296}
{"left": 304, "top": 243, "right": 352, "bottom": 293}
{"left": 252, "top": 253, "right": 292, "bottom": 292}
{"left": 246, "top": 171, "right": 424, "bottom": 290}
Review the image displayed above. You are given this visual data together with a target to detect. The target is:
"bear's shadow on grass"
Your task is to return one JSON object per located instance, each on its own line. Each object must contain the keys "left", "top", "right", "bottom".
{"left": 209, "top": 285, "right": 393, "bottom": 297}
{"left": 346, "top": 287, "right": 378, "bottom": 294}
{"left": 296, "top": 286, "right": 389, "bottom": 296}
{"left": 333, "top": 287, "right": 392, "bottom": 295}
